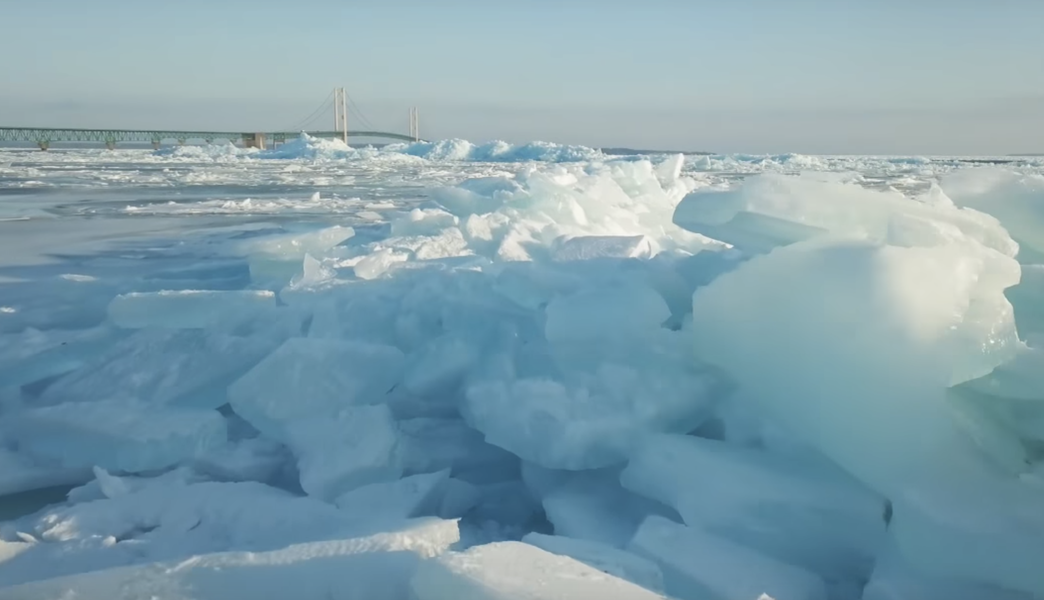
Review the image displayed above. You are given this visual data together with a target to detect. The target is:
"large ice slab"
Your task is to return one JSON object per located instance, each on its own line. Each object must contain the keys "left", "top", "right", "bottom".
{"left": 620, "top": 434, "right": 886, "bottom": 583}
{"left": 522, "top": 533, "right": 665, "bottom": 593}
{"left": 242, "top": 225, "right": 356, "bottom": 284}
{"left": 191, "top": 436, "right": 291, "bottom": 484}
{"left": 106, "top": 289, "right": 277, "bottom": 329}
{"left": 530, "top": 465, "right": 679, "bottom": 548}
{"left": 40, "top": 329, "right": 279, "bottom": 409}
{"left": 0, "top": 449, "right": 92, "bottom": 496}
{"left": 228, "top": 337, "right": 406, "bottom": 440}
{"left": 941, "top": 168, "right": 1044, "bottom": 260}
{"left": 410, "top": 541, "right": 668, "bottom": 600}
{"left": 673, "top": 172, "right": 1018, "bottom": 256}
{"left": 544, "top": 282, "right": 670, "bottom": 344}
{"left": 12, "top": 400, "right": 226, "bottom": 473}
{"left": 283, "top": 404, "right": 402, "bottom": 502}
{"left": 863, "top": 545, "right": 1035, "bottom": 600}
{"left": 628, "top": 516, "right": 827, "bottom": 600}
{"left": 2, "top": 518, "right": 457, "bottom": 600}
{"left": 464, "top": 362, "right": 714, "bottom": 470}
{"left": 689, "top": 237, "right": 1021, "bottom": 496}
{"left": 0, "top": 326, "right": 126, "bottom": 390}
{"left": 888, "top": 481, "right": 1044, "bottom": 597}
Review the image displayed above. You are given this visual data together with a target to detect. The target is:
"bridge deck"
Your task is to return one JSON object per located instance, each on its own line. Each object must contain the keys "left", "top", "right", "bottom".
{"left": 0, "top": 127, "right": 420, "bottom": 145}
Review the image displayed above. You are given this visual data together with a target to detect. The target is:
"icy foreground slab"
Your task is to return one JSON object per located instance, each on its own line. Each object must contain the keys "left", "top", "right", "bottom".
{"left": 620, "top": 434, "right": 886, "bottom": 582}
{"left": 284, "top": 404, "right": 402, "bottom": 501}
{"left": 12, "top": 400, "right": 226, "bottom": 473}
{"left": 689, "top": 238, "right": 1021, "bottom": 495}
{"left": 521, "top": 533, "right": 665, "bottom": 593}
{"left": 628, "top": 516, "right": 827, "bottom": 600}
{"left": 863, "top": 545, "right": 1036, "bottom": 600}
{"left": 410, "top": 541, "right": 667, "bottom": 600}
{"left": 228, "top": 337, "right": 406, "bottom": 440}
{"left": 2, "top": 518, "right": 459, "bottom": 600}
{"left": 888, "top": 482, "right": 1044, "bottom": 596}
{"left": 107, "top": 289, "right": 277, "bottom": 329}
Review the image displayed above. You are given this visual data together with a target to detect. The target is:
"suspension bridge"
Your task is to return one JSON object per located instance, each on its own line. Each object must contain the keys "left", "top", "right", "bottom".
{"left": 0, "top": 88, "right": 423, "bottom": 150}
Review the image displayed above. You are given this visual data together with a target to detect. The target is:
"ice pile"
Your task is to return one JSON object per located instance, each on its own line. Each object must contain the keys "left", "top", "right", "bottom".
{"left": 155, "top": 133, "right": 607, "bottom": 164}
{"left": 2, "top": 152, "right": 1044, "bottom": 599}
{"left": 387, "top": 138, "right": 605, "bottom": 163}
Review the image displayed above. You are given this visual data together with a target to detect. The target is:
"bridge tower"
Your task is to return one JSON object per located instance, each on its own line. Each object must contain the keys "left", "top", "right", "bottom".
{"left": 409, "top": 107, "right": 420, "bottom": 142}
{"left": 334, "top": 87, "right": 348, "bottom": 144}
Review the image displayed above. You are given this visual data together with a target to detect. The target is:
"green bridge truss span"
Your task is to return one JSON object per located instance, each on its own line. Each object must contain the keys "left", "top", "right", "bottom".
{"left": 0, "top": 127, "right": 421, "bottom": 149}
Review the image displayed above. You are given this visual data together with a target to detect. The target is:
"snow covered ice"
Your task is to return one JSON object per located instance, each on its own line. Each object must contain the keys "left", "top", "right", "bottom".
{"left": 2, "top": 138, "right": 1044, "bottom": 599}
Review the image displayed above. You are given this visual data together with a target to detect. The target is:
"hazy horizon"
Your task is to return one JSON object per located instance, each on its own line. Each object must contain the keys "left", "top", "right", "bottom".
{"left": 3, "top": 0, "right": 1042, "bottom": 155}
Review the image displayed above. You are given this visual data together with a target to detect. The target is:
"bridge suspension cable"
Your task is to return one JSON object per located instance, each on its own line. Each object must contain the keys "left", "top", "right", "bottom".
{"left": 347, "top": 96, "right": 376, "bottom": 131}
{"left": 284, "top": 89, "right": 335, "bottom": 132}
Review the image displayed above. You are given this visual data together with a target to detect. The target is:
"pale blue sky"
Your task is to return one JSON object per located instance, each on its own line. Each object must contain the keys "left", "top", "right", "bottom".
{"left": 2, "top": 1, "right": 1042, "bottom": 154}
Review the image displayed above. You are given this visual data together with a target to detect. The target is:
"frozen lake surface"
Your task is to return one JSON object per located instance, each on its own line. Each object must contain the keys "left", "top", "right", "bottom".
{"left": 1, "top": 136, "right": 1043, "bottom": 599}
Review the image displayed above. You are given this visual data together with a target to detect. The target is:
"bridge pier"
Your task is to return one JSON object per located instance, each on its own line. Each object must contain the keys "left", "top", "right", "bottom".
{"left": 242, "top": 133, "right": 266, "bottom": 150}
{"left": 105, "top": 140, "right": 116, "bottom": 151}
{"left": 37, "top": 141, "right": 49, "bottom": 151}
{"left": 152, "top": 141, "right": 161, "bottom": 150}
{"left": 177, "top": 138, "right": 186, "bottom": 146}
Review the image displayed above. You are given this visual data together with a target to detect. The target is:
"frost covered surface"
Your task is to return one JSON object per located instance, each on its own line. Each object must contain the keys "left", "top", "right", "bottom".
{"left": 2, "top": 138, "right": 1044, "bottom": 599}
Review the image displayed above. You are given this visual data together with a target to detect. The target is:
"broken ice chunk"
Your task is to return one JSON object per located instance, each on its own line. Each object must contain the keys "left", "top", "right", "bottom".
{"left": 410, "top": 541, "right": 668, "bottom": 600}
{"left": 242, "top": 225, "right": 356, "bottom": 284}
{"left": 353, "top": 248, "right": 409, "bottom": 280}
{"left": 286, "top": 254, "right": 336, "bottom": 289}
{"left": 543, "top": 282, "right": 670, "bottom": 344}
{"left": 283, "top": 404, "right": 402, "bottom": 502}
{"left": 191, "top": 436, "right": 291, "bottom": 484}
{"left": 539, "top": 467, "right": 679, "bottom": 548}
{"left": 654, "top": 154, "right": 685, "bottom": 187}
{"left": 628, "top": 516, "right": 827, "bottom": 600}
{"left": 620, "top": 434, "right": 886, "bottom": 583}
{"left": 106, "top": 290, "right": 276, "bottom": 329}
{"left": 334, "top": 469, "right": 449, "bottom": 523}
{"left": 397, "top": 417, "right": 518, "bottom": 483}
{"left": 227, "top": 337, "right": 405, "bottom": 440}
{"left": 13, "top": 400, "right": 226, "bottom": 473}
{"left": 549, "top": 235, "right": 656, "bottom": 261}
{"left": 240, "top": 225, "right": 356, "bottom": 259}
{"left": 522, "top": 533, "right": 665, "bottom": 593}
{"left": 390, "top": 208, "right": 459, "bottom": 237}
